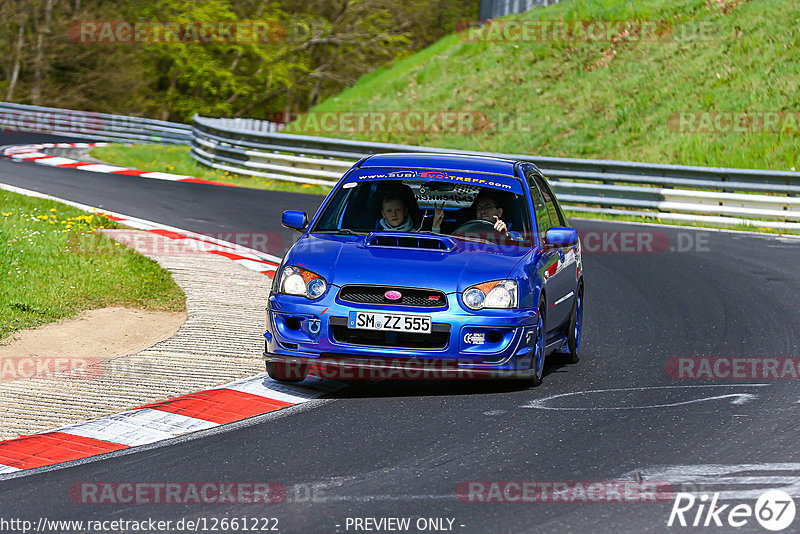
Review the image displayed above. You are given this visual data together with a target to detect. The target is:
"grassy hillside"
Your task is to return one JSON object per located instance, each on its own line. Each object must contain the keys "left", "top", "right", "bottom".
{"left": 288, "top": 0, "right": 799, "bottom": 171}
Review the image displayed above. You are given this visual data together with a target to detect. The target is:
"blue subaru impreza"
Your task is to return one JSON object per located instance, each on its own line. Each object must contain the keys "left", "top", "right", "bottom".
{"left": 264, "top": 153, "right": 583, "bottom": 386}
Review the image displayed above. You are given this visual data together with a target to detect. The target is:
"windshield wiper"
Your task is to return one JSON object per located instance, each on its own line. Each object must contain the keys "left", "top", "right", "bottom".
{"left": 313, "top": 229, "right": 363, "bottom": 235}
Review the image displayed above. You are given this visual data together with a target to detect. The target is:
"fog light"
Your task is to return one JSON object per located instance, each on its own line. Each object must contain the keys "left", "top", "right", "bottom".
{"left": 307, "top": 278, "right": 326, "bottom": 299}
{"left": 487, "top": 330, "right": 503, "bottom": 343}
{"left": 463, "top": 288, "right": 485, "bottom": 310}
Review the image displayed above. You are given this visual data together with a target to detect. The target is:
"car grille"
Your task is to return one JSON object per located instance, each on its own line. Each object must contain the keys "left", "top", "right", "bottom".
{"left": 338, "top": 285, "right": 448, "bottom": 308}
{"left": 329, "top": 317, "right": 450, "bottom": 349}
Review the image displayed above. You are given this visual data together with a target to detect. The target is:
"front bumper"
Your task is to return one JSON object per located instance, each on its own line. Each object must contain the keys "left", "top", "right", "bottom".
{"left": 263, "top": 353, "right": 538, "bottom": 380}
{"left": 265, "top": 289, "right": 540, "bottom": 378}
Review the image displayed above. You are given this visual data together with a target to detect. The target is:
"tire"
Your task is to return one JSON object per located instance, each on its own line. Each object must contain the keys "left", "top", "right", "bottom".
{"left": 528, "top": 296, "right": 546, "bottom": 387}
{"left": 564, "top": 284, "right": 583, "bottom": 364}
{"left": 266, "top": 359, "right": 309, "bottom": 382}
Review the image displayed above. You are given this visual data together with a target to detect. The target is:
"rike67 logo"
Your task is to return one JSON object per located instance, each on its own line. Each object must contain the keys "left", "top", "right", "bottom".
{"left": 667, "top": 490, "right": 796, "bottom": 531}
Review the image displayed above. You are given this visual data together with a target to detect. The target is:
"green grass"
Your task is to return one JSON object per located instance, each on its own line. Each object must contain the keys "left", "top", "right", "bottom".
{"left": 90, "top": 144, "right": 332, "bottom": 196}
{"left": 0, "top": 191, "right": 186, "bottom": 341}
{"left": 289, "top": 0, "right": 800, "bottom": 171}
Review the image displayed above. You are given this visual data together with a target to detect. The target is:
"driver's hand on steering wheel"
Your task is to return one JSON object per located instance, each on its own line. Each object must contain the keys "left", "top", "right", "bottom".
{"left": 492, "top": 215, "right": 508, "bottom": 234}
{"left": 432, "top": 202, "right": 445, "bottom": 233}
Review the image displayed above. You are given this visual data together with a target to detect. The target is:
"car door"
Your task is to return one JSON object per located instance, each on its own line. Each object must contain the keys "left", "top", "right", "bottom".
{"left": 524, "top": 168, "right": 562, "bottom": 329}
{"left": 528, "top": 170, "right": 576, "bottom": 329}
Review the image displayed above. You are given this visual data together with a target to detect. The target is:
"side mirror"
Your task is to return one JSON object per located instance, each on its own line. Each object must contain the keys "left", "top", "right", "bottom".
{"left": 545, "top": 227, "right": 578, "bottom": 246}
{"left": 282, "top": 210, "right": 308, "bottom": 232}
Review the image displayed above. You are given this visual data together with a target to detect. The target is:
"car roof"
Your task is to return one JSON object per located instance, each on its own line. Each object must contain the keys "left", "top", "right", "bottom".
{"left": 359, "top": 153, "right": 520, "bottom": 177}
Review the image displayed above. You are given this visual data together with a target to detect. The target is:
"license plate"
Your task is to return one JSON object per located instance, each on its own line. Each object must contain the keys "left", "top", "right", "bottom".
{"left": 348, "top": 311, "right": 432, "bottom": 333}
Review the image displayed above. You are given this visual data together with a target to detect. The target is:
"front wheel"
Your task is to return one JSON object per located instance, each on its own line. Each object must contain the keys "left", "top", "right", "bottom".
{"left": 266, "top": 359, "right": 309, "bottom": 382}
{"left": 564, "top": 284, "right": 583, "bottom": 364}
{"left": 528, "top": 297, "right": 546, "bottom": 387}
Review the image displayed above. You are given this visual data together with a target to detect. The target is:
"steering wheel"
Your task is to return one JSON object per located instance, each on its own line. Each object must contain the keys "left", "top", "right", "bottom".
{"left": 453, "top": 219, "right": 504, "bottom": 236}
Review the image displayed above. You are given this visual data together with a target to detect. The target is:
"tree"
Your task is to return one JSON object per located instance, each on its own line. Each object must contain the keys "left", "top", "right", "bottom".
{"left": 0, "top": 0, "right": 478, "bottom": 121}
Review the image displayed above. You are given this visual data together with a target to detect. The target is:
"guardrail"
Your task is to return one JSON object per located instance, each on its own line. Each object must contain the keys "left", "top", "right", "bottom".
{"left": 191, "top": 114, "right": 800, "bottom": 229}
{"left": 3, "top": 101, "right": 798, "bottom": 230}
{"left": 0, "top": 102, "right": 191, "bottom": 144}
{"left": 479, "top": 0, "right": 565, "bottom": 21}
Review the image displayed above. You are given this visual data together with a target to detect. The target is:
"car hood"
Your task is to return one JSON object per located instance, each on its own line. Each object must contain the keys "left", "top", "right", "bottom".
{"left": 287, "top": 233, "right": 532, "bottom": 292}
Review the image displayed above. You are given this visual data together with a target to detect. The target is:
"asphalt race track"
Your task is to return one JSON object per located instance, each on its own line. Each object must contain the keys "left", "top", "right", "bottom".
{"left": 2, "top": 131, "right": 800, "bottom": 533}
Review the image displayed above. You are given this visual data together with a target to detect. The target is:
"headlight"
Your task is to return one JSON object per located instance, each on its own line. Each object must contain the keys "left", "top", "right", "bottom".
{"left": 279, "top": 265, "right": 327, "bottom": 299}
{"left": 462, "top": 280, "right": 518, "bottom": 310}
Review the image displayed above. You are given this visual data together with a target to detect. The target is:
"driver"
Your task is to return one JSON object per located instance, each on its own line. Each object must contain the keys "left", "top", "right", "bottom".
{"left": 472, "top": 190, "right": 510, "bottom": 233}
{"left": 432, "top": 189, "right": 510, "bottom": 234}
{"left": 377, "top": 193, "right": 414, "bottom": 232}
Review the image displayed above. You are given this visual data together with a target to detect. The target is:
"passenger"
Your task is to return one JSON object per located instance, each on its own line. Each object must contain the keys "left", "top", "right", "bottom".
{"left": 377, "top": 193, "right": 414, "bottom": 232}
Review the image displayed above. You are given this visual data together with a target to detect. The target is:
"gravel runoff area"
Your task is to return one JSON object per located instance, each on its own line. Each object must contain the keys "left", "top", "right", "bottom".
{"left": 44, "top": 145, "right": 107, "bottom": 164}
{"left": 0, "top": 230, "right": 271, "bottom": 440}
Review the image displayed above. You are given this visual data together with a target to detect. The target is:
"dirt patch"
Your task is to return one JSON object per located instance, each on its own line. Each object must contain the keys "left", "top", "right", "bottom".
{"left": 0, "top": 307, "right": 186, "bottom": 362}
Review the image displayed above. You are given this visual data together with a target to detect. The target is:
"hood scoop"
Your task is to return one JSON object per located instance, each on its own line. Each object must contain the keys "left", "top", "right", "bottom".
{"left": 365, "top": 232, "right": 456, "bottom": 252}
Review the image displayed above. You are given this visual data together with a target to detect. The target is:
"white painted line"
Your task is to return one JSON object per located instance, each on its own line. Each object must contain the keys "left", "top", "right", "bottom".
{"left": 108, "top": 408, "right": 218, "bottom": 435}
{"left": 49, "top": 379, "right": 335, "bottom": 446}
{"left": 523, "top": 384, "right": 770, "bottom": 411}
{"left": 626, "top": 463, "right": 800, "bottom": 500}
{"left": 223, "top": 372, "right": 345, "bottom": 404}
{"left": 0, "top": 464, "right": 21, "bottom": 474}
{"left": 141, "top": 171, "right": 191, "bottom": 181}
{"left": 11, "top": 152, "right": 49, "bottom": 160}
{"left": 3, "top": 147, "right": 40, "bottom": 155}
{"left": 56, "top": 411, "right": 179, "bottom": 447}
{"left": 193, "top": 242, "right": 241, "bottom": 253}
{"left": 234, "top": 258, "right": 278, "bottom": 272}
{"left": 76, "top": 164, "right": 130, "bottom": 173}
{"left": 36, "top": 157, "right": 79, "bottom": 166}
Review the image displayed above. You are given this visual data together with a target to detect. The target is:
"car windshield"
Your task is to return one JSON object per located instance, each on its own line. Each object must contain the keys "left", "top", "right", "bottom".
{"left": 312, "top": 172, "right": 533, "bottom": 247}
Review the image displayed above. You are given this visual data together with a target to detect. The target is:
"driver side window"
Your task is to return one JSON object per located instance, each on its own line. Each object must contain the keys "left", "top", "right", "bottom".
{"left": 527, "top": 170, "right": 553, "bottom": 244}
{"left": 535, "top": 174, "right": 565, "bottom": 228}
